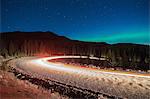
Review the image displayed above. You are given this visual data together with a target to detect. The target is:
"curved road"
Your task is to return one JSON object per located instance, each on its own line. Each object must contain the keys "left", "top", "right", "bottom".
{"left": 10, "top": 56, "right": 150, "bottom": 99}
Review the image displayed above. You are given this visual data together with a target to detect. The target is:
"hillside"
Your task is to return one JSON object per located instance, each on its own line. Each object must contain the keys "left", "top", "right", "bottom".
{"left": 0, "top": 31, "right": 149, "bottom": 71}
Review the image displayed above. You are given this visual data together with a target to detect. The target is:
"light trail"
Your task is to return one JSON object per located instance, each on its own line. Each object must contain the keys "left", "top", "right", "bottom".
{"left": 12, "top": 56, "right": 150, "bottom": 98}
{"left": 32, "top": 56, "right": 150, "bottom": 79}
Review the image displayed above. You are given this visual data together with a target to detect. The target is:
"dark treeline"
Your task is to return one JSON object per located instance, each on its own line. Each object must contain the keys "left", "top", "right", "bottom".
{"left": 0, "top": 31, "right": 149, "bottom": 71}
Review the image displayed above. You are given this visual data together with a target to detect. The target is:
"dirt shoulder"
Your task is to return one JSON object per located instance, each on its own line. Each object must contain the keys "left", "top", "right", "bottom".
{"left": 0, "top": 70, "right": 52, "bottom": 99}
{"left": 0, "top": 57, "right": 68, "bottom": 99}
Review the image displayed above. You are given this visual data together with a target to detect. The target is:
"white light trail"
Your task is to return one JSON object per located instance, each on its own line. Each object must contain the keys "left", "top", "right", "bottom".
{"left": 32, "top": 56, "right": 150, "bottom": 79}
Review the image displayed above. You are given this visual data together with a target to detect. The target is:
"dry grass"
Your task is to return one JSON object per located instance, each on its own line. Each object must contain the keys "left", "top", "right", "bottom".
{"left": 0, "top": 57, "right": 69, "bottom": 99}
{"left": 0, "top": 70, "right": 51, "bottom": 98}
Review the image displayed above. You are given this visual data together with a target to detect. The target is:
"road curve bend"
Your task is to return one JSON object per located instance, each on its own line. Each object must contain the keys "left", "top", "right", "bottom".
{"left": 10, "top": 56, "right": 150, "bottom": 99}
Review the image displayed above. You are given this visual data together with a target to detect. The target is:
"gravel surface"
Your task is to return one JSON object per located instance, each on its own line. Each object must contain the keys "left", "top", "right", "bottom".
{"left": 9, "top": 57, "right": 150, "bottom": 99}
{"left": 0, "top": 57, "right": 69, "bottom": 99}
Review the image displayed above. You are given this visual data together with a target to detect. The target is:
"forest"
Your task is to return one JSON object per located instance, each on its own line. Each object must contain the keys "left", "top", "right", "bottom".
{"left": 0, "top": 31, "right": 149, "bottom": 71}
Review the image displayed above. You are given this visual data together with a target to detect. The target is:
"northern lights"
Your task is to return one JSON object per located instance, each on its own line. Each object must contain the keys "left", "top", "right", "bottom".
{"left": 87, "top": 32, "right": 149, "bottom": 44}
{"left": 1, "top": 0, "right": 149, "bottom": 44}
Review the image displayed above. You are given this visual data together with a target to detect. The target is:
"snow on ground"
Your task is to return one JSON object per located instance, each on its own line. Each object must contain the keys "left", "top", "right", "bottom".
{"left": 0, "top": 57, "right": 69, "bottom": 99}
{"left": 10, "top": 57, "right": 150, "bottom": 99}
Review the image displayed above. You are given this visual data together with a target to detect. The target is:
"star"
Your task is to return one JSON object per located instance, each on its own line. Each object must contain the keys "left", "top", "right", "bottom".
{"left": 1, "top": 0, "right": 148, "bottom": 45}
{"left": 70, "top": 0, "right": 75, "bottom": 5}
{"left": 47, "top": 15, "right": 51, "bottom": 18}
{"left": 109, "top": 7, "right": 113, "bottom": 11}
{"left": 44, "top": 7, "right": 48, "bottom": 10}
{"left": 82, "top": 23, "right": 86, "bottom": 27}
{"left": 83, "top": 2, "right": 87, "bottom": 6}
{"left": 5, "top": 9, "right": 8, "bottom": 12}
{"left": 136, "top": 1, "right": 143, "bottom": 8}
{"left": 70, "top": 17, "right": 73, "bottom": 21}
{"left": 75, "top": 0, "right": 80, "bottom": 2}
{"left": 63, "top": 15, "right": 66, "bottom": 18}
{"left": 112, "top": 13, "right": 116, "bottom": 17}
{"left": 41, "top": 24, "right": 46, "bottom": 27}
{"left": 7, "top": 26, "right": 11, "bottom": 29}
{"left": 56, "top": 12, "right": 61, "bottom": 15}
{"left": 100, "top": 14, "right": 104, "bottom": 16}
{"left": 7, "top": 0, "right": 12, "bottom": 4}
{"left": 84, "top": 16, "right": 87, "bottom": 19}
{"left": 103, "top": 5, "right": 107, "bottom": 9}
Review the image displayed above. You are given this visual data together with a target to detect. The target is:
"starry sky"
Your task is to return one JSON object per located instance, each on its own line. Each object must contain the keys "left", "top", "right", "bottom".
{"left": 1, "top": 0, "right": 149, "bottom": 44}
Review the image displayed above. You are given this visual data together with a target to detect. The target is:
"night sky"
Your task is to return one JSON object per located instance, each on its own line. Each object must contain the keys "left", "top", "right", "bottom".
{"left": 1, "top": 0, "right": 149, "bottom": 44}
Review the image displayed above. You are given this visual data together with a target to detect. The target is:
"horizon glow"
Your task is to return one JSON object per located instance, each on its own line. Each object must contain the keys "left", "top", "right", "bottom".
{"left": 1, "top": 0, "right": 149, "bottom": 44}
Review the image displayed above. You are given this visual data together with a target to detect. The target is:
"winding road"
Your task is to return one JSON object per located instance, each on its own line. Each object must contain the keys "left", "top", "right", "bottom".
{"left": 10, "top": 56, "right": 150, "bottom": 99}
